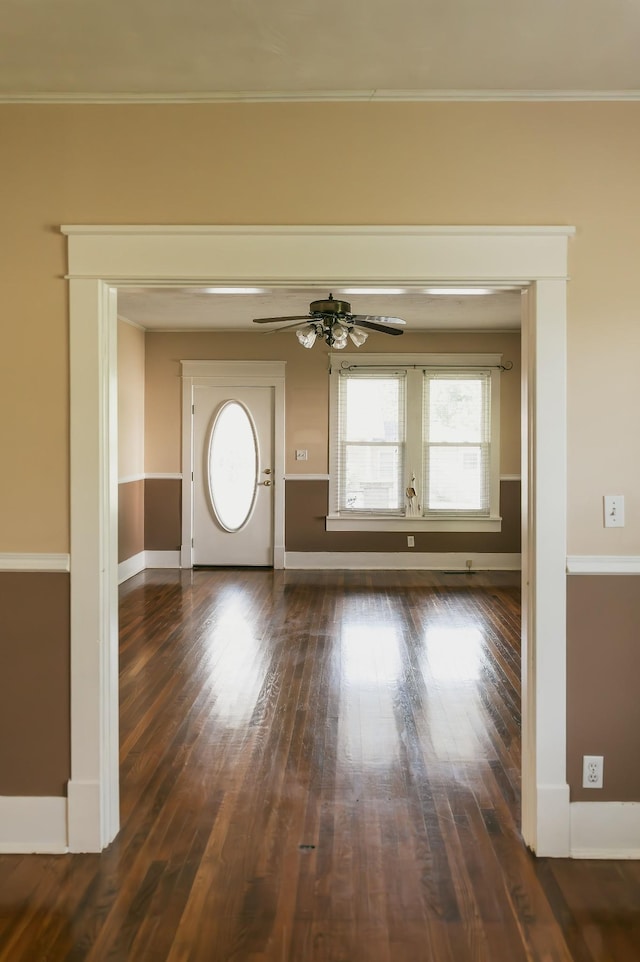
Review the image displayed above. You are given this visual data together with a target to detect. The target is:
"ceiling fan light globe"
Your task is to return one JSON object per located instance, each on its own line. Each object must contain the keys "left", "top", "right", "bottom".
{"left": 296, "top": 327, "right": 317, "bottom": 349}
{"left": 348, "top": 328, "right": 369, "bottom": 347}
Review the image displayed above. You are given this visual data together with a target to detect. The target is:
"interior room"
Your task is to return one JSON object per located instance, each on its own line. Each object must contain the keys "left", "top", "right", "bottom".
{"left": 1, "top": 1, "right": 640, "bottom": 959}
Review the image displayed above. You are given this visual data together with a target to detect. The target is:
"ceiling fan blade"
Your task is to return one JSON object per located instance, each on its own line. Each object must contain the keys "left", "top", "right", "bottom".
{"left": 253, "top": 315, "right": 311, "bottom": 324}
{"left": 261, "top": 320, "right": 313, "bottom": 333}
{"left": 356, "top": 320, "right": 405, "bottom": 336}
{"left": 351, "top": 314, "right": 406, "bottom": 325}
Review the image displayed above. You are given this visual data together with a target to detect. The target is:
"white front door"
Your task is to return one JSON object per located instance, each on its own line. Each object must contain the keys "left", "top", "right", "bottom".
{"left": 192, "top": 384, "right": 274, "bottom": 566}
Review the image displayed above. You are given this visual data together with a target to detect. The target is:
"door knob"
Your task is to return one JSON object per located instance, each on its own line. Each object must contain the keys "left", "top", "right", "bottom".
{"left": 259, "top": 479, "right": 272, "bottom": 487}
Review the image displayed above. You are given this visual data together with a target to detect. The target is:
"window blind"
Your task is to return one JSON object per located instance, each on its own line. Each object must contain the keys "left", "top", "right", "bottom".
{"left": 336, "top": 370, "right": 406, "bottom": 513}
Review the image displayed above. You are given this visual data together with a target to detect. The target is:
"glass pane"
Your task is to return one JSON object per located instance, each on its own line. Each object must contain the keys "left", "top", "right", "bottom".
{"left": 344, "top": 443, "right": 402, "bottom": 510}
{"left": 208, "top": 401, "right": 258, "bottom": 531}
{"left": 428, "top": 378, "right": 484, "bottom": 442}
{"left": 427, "top": 445, "right": 485, "bottom": 511}
{"left": 345, "top": 378, "right": 402, "bottom": 442}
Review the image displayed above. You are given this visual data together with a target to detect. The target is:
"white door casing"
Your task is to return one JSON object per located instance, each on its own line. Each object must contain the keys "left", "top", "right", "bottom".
{"left": 63, "top": 224, "right": 573, "bottom": 855}
{"left": 181, "top": 361, "right": 286, "bottom": 569}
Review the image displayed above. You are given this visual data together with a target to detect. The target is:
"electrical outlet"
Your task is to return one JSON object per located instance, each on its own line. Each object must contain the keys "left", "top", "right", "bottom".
{"left": 295, "top": 449, "right": 308, "bottom": 461}
{"left": 407, "top": 536, "right": 415, "bottom": 547}
{"left": 582, "top": 755, "right": 604, "bottom": 789}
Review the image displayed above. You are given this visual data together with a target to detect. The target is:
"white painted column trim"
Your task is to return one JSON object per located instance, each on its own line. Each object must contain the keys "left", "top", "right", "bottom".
{"left": 68, "top": 278, "right": 119, "bottom": 852}
{"left": 521, "top": 279, "right": 570, "bottom": 856}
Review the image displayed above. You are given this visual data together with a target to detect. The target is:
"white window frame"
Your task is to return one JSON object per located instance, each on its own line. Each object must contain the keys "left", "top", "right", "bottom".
{"left": 327, "top": 353, "right": 502, "bottom": 532}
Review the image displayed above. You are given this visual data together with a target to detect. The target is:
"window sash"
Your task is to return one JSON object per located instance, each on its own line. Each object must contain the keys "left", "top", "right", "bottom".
{"left": 335, "top": 370, "right": 406, "bottom": 514}
{"left": 423, "top": 369, "right": 492, "bottom": 517}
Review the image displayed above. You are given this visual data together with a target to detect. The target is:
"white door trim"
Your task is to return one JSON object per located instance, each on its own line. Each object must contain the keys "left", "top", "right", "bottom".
{"left": 181, "top": 361, "right": 286, "bottom": 569}
{"left": 63, "top": 223, "right": 574, "bottom": 854}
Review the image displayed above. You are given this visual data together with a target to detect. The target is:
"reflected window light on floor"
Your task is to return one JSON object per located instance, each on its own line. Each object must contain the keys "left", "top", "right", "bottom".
{"left": 339, "top": 623, "right": 402, "bottom": 766}
{"left": 205, "top": 597, "right": 265, "bottom": 725}
{"left": 424, "top": 626, "right": 482, "bottom": 683}
{"left": 422, "top": 626, "right": 485, "bottom": 761}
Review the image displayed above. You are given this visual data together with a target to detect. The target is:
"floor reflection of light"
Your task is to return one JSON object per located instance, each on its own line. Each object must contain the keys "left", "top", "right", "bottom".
{"left": 339, "top": 623, "right": 402, "bottom": 766}
{"left": 342, "top": 625, "right": 402, "bottom": 685}
{"left": 422, "top": 626, "right": 484, "bottom": 761}
{"left": 205, "top": 601, "right": 264, "bottom": 725}
{"left": 424, "top": 626, "right": 482, "bottom": 683}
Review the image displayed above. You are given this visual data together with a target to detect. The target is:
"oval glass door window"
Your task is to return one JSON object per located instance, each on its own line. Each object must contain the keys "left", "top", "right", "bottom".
{"left": 207, "top": 401, "right": 258, "bottom": 531}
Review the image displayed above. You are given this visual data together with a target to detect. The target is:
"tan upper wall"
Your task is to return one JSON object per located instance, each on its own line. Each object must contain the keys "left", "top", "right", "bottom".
{"left": 117, "top": 318, "right": 145, "bottom": 479}
{"left": 144, "top": 330, "right": 521, "bottom": 476}
{"left": 2, "top": 102, "right": 640, "bottom": 552}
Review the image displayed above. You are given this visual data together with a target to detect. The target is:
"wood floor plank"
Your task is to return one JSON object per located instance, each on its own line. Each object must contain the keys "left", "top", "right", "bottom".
{"left": 1, "top": 568, "right": 638, "bottom": 961}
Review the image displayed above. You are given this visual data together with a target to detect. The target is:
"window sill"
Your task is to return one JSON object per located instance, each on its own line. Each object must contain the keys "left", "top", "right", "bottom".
{"left": 325, "top": 515, "right": 502, "bottom": 533}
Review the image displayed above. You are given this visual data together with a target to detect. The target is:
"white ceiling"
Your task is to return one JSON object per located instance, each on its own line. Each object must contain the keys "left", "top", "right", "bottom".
{"left": 117, "top": 286, "right": 522, "bottom": 333}
{"left": 2, "top": 0, "right": 639, "bottom": 99}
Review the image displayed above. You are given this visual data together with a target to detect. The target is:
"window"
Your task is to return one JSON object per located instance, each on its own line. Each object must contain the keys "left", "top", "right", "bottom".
{"left": 337, "top": 371, "right": 406, "bottom": 514}
{"left": 328, "top": 354, "right": 502, "bottom": 532}
{"left": 423, "top": 370, "right": 491, "bottom": 516}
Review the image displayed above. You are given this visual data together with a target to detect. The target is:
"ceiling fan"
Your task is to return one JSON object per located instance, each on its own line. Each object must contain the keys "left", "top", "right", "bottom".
{"left": 252, "top": 293, "right": 405, "bottom": 349}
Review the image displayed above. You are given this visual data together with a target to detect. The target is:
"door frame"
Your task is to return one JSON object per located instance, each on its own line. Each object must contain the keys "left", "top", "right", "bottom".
{"left": 181, "top": 360, "right": 286, "bottom": 569}
{"left": 63, "top": 224, "right": 574, "bottom": 854}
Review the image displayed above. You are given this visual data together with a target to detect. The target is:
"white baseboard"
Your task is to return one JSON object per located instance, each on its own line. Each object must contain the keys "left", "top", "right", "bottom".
{"left": 118, "top": 551, "right": 146, "bottom": 584}
{"left": 0, "top": 796, "right": 68, "bottom": 853}
{"left": 284, "top": 551, "right": 521, "bottom": 571}
{"left": 118, "top": 550, "right": 181, "bottom": 583}
{"left": 145, "top": 550, "right": 181, "bottom": 568}
{"left": 570, "top": 802, "right": 640, "bottom": 858}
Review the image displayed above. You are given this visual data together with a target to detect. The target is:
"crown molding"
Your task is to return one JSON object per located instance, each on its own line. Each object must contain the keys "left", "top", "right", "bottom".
{"left": 3, "top": 88, "right": 640, "bottom": 105}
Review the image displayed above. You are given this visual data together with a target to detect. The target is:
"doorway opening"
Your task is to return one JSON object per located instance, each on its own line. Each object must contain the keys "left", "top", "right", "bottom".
{"left": 64, "top": 225, "right": 573, "bottom": 854}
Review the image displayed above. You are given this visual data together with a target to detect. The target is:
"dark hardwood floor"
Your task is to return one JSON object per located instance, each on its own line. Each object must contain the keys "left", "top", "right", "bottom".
{"left": 1, "top": 568, "right": 639, "bottom": 961}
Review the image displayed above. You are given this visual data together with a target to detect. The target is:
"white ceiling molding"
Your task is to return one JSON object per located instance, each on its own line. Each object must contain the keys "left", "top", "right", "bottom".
{"left": 4, "top": 89, "right": 640, "bottom": 104}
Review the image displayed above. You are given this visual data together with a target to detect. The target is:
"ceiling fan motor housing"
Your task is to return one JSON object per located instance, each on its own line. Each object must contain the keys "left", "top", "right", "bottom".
{"left": 309, "top": 296, "right": 351, "bottom": 317}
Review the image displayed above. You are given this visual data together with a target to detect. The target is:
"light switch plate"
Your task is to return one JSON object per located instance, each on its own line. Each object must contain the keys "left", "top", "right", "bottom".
{"left": 604, "top": 495, "right": 624, "bottom": 527}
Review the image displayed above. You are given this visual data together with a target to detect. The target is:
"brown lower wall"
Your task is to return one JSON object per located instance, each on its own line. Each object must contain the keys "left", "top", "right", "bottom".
{"left": 120, "top": 477, "right": 519, "bottom": 560}
{"left": 0, "top": 572, "right": 70, "bottom": 796}
{"left": 118, "top": 478, "right": 182, "bottom": 564}
{"left": 118, "top": 479, "right": 145, "bottom": 563}
{"left": 285, "top": 478, "right": 521, "bottom": 553}
{"left": 144, "top": 478, "right": 182, "bottom": 551}
{"left": 567, "top": 574, "right": 640, "bottom": 802}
